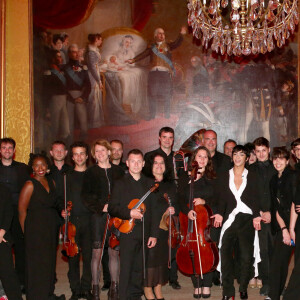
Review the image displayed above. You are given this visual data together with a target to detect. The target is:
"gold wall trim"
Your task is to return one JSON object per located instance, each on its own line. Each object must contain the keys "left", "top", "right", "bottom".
{"left": 0, "top": 0, "right": 5, "bottom": 138}
{"left": 5, "top": 0, "right": 32, "bottom": 163}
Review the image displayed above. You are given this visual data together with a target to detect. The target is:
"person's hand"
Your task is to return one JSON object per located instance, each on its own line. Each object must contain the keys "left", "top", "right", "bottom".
{"left": 166, "top": 206, "right": 175, "bottom": 215}
{"left": 102, "top": 204, "right": 108, "bottom": 212}
{"left": 188, "top": 210, "right": 197, "bottom": 220}
{"left": 282, "top": 228, "right": 291, "bottom": 245}
{"left": 75, "top": 97, "right": 84, "bottom": 104}
{"left": 261, "top": 211, "right": 271, "bottom": 223}
{"left": 211, "top": 214, "right": 223, "bottom": 227}
{"left": 194, "top": 197, "right": 205, "bottom": 206}
{"left": 290, "top": 227, "right": 296, "bottom": 244}
{"left": 0, "top": 229, "right": 7, "bottom": 243}
{"left": 296, "top": 205, "right": 300, "bottom": 213}
{"left": 181, "top": 26, "right": 187, "bottom": 35}
{"left": 61, "top": 209, "right": 70, "bottom": 219}
{"left": 253, "top": 217, "right": 262, "bottom": 231}
{"left": 147, "top": 237, "right": 157, "bottom": 248}
{"left": 130, "top": 208, "right": 143, "bottom": 219}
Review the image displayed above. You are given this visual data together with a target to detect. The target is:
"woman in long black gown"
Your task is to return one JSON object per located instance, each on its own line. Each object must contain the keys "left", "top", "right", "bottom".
{"left": 19, "top": 153, "right": 64, "bottom": 300}
{"left": 144, "top": 153, "right": 177, "bottom": 300}
{"left": 178, "top": 146, "right": 216, "bottom": 299}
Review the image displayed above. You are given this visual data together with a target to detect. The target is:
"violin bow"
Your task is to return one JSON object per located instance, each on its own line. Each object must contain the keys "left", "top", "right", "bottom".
{"left": 163, "top": 193, "right": 172, "bottom": 269}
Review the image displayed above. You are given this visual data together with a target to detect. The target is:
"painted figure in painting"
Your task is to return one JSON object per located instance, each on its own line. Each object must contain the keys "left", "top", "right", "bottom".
{"left": 128, "top": 26, "right": 187, "bottom": 119}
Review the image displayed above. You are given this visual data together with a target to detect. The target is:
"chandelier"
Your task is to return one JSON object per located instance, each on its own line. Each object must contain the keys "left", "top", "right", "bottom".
{"left": 187, "top": 0, "right": 299, "bottom": 55}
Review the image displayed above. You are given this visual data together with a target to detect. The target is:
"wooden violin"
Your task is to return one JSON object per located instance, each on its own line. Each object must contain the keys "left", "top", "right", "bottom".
{"left": 61, "top": 201, "right": 79, "bottom": 257}
{"left": 176, "top": 163, "right": 219, "bottom": 277}
{"left": 111, "top": 183, "right": 159, "bottom": 234}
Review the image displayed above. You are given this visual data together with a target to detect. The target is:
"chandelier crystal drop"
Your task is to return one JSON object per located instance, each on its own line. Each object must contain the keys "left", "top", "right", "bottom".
{"left": 187, "top": 0, "right": 298, "bottom": 56}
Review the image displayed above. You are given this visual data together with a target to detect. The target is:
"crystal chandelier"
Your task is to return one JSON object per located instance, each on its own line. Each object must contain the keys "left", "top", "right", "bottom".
{"left": 187, "top": 0, "right": 299, "bottom": 55}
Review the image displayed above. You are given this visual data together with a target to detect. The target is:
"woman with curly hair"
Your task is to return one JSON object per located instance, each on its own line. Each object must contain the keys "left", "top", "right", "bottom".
{"left": 18, "top": 153, "right": 65, "bottom": 300}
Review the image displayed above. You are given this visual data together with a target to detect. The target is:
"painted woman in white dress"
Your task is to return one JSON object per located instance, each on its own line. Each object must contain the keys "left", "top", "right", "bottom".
{"left": 85, "top": 34, "right": 105, "bottom": 128}
{"left": 115, "top": 35, "right": 148, "bottom": 115}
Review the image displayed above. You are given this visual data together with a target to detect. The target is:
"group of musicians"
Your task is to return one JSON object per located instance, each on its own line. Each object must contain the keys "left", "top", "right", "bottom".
{"left": 0, "top": 127, "right": 300, "bottom": 300}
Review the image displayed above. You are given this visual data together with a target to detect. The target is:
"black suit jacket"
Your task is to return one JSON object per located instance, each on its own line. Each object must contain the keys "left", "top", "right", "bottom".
{"left": 0, "top": 183, "right": 14, "bottom": 242}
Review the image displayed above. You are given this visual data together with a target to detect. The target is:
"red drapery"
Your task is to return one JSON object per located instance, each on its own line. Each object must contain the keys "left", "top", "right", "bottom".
{"left": 32, "top": 0, "right": 97, "bottom": 29}
{"left": 132, "top": 0, "right": 153, "bottom": 31}
{"left": 33, "top": 0, "right": 153, "bottom": 31}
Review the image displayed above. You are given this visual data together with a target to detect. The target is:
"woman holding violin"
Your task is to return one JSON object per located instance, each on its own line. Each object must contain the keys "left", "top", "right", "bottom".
{"left": 177, "top": 146, "right": 217, "bottom": 299}
{"left": 18, "top": 153, "right": 65, "bottom": 300}
{"left": 81, "top": 139, "right": 124, "bottom": 300}
{"left": 144, "top": 153, "right": 178, "bottom": 300}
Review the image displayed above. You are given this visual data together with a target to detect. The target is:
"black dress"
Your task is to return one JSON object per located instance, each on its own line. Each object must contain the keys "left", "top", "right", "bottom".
{"left": 24, "top": 178, "right": 61, "bottom": 300}
{"left": 144, "top": 180, "right": 178, "bottom": 287}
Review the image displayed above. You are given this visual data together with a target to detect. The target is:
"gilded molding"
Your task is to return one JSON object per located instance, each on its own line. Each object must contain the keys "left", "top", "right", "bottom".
{"left": 5, "top": 0, "right": 32, "bottom": 163}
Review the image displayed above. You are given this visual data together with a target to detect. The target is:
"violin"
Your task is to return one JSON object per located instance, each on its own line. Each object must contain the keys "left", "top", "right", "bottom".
{"left": 176, "top": 163, "right": 219, "bottom": 277}
{"left": 111, "top": 183, "right": 159, "bottom": 234}
{"left": 61, "top": 201, "right": 79, "bottom": 257}
{"left": 163, "top": 193, "right": 181, "bottom": 269}
{"left": 108, "top": 217, "right": 120, "bottom": 250}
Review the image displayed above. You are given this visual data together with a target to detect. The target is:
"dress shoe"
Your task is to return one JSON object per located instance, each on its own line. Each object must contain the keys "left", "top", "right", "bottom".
{"left": 81, "top": 291, "right": 93, "bottom": 300}
{"left": 240, "top": 292, "right": 248, "bottom": 299}
{"left": 101, "top": 281, "right": 111, "bottom": 291}
{"left": 213, "top": 277, "right": 221, "bottom": 286}
{"left": 202, "top": 293, "right": 211, "bottom": 299}
{"left": 169, "top": 281, "right": 181, "bottom": 289}
{"left": 222, "top": 296, "right": 234, "bottom": 300}
{"left": 193, "top": 293, "right": 201, "bottom": 299}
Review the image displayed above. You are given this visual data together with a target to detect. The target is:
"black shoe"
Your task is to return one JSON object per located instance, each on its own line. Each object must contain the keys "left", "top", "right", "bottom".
{"left": 169, "top": 281, "right": 181, "bottom": 289}
{"left": 69, "top": 292, "right": 79, "bottom": 300}
{"left": 193, "top": 293, "right": 201, "bottom": 299}
{"left": 101, "top": 281, "right": 111, "bottom": 291}
{"left": 222, "top": 297, "right": 234, "bottom": 300}
{"left": 202, "top": 293, "right": 211, "bottom": 299}
{"left": 81, "top": 291, "right": 93, "bottom": 300}
{"left": 240, "top": 292, "right": 248, "bottom": 299}
{"left": 213, "top": 277, "right": 221, "bottom": 286}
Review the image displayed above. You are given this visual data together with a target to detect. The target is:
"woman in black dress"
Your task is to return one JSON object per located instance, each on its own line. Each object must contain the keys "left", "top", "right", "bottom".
{"left": 178, "top": 146, "right": 216, "bottom": 299}
{"left": 268, "top": 147, "right": 299, "bottom": 300}
{"left": 81, "top": 139, "right": 124, "bottom": 300}
{"left": 18, "top": 153, "right": 64, "bottom": 300}
{"left": 144, "top": 153, "right": 177, "bottom": 300}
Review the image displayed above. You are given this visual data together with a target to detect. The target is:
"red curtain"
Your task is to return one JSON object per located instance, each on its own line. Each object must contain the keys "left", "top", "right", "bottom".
{"left": 33, "top": 0, "right": 152, "bottom": 31}
{"left": 33, "top": 0, "right": 97, "bottom": 29}
{"left": 132, "top": 0, "right": 153, "bottom": 31}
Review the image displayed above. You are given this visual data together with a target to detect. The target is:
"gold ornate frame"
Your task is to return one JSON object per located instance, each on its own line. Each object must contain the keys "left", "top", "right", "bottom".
{"left": 0, "top": 0, "right": 299, "bottom": 163}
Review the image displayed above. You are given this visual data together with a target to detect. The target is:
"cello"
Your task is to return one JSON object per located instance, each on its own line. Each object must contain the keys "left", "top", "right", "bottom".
{"left": 176, "top": 162, "right": 219, "bottom": 278}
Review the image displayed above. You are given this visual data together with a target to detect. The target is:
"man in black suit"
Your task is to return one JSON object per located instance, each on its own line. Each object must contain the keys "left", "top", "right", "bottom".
{"left": 108, "top": 149, "right": 159, "bottom": 300}
{"left": 0, "top": 137, "right": 31, "bottom": 292}
{"left": 248, "top": 137, "right": 277, "bottom": 297}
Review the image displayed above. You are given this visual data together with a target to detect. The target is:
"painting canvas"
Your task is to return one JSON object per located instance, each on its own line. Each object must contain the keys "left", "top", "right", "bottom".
{"left": 32, "top": 0, "right": 299, "bottom": 156}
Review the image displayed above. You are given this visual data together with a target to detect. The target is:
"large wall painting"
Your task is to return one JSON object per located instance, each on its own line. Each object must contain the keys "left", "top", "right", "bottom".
{"left": 32, "top": 0, "right": 299, "bottom": 155}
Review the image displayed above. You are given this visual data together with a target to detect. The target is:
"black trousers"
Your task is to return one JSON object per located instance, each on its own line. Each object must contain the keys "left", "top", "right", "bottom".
{"left": 11, "top": 205, "right": 25, "bottom": 286}
{"left": 68, "top": 215, "right": 92, "bottom": 293}
{"left": 168, "top": 247, "right": 178, "bottom": 283}
{"left": 0, "top": 241, "right": 22, "bottom": 300}
{"left": 119, "top": 225, "right": 144, "bottom": 300}
{"left": 221, "top": 213, "right": 254, "bottom": 297}
{"left": 268, "top": 232, "right": 293, "bottom": 300}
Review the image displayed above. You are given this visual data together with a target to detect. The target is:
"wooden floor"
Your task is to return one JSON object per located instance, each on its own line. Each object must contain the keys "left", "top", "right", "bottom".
{"left": 50, "top": 245, "right": 294, "bottom": 300}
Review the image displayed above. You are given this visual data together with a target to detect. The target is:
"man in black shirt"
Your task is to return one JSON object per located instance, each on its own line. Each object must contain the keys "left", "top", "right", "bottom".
{"left": 110, "top": 140, "right": 128, "bottom": 172}
{"left": 108, "top": 149, "right": 159, "bottom": 300}
{"left": 248, "top": 137, "right": 276, "bottom": 297}
{"left": 0, "top": 137, "right": 31, "bottom": 291}
{"left": 65, "top": 142, "right": 92, "bottom": 300}
{"left": 203, "top": 130, "right": 231, "bottom": 176}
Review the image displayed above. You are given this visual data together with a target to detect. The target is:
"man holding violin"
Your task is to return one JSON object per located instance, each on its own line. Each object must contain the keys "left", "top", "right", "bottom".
{"left": 63, "top": 142, "right": 92, "bottom": 300}
{"left": 108, "top": 149, "right": 160, "bottom": 300}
